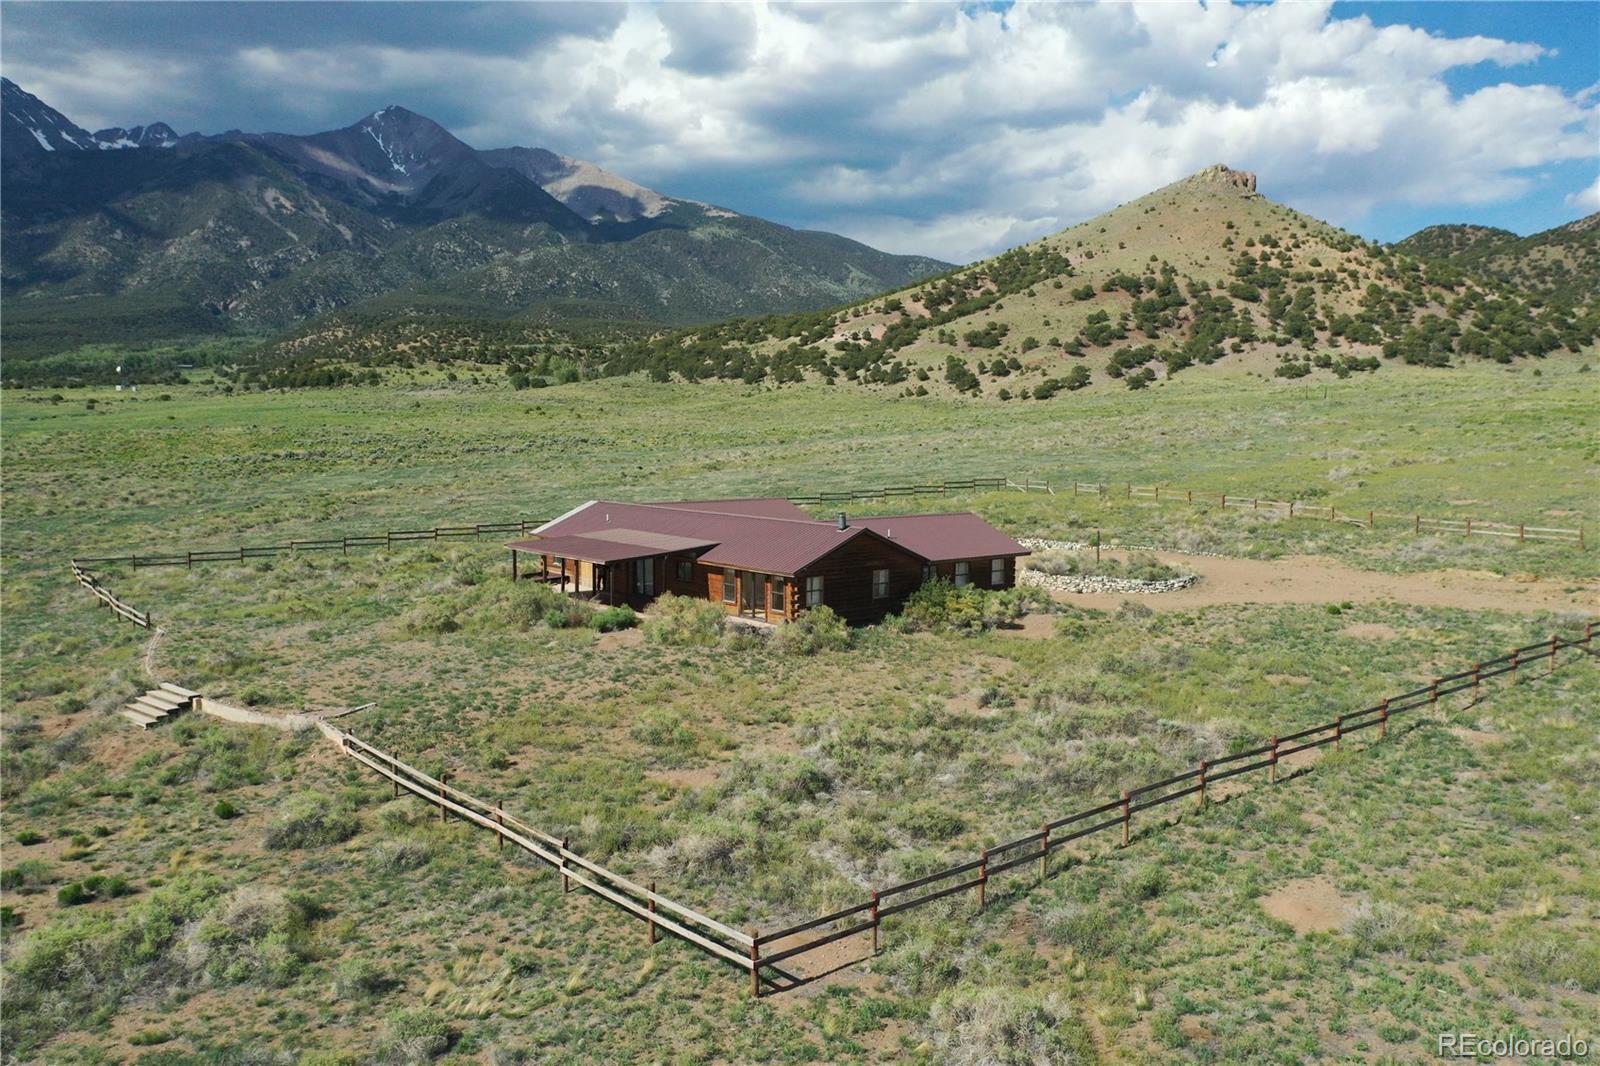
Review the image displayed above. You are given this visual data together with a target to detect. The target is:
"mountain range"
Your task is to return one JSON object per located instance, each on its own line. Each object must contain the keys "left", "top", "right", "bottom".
{"left": 0, "top": 78, "right": 948, "bottom": 358}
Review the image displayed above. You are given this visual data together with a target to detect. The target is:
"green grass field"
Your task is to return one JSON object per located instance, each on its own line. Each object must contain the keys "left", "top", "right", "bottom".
{"left": 3, "top": 363, "right": 1596, "bottom": 1063}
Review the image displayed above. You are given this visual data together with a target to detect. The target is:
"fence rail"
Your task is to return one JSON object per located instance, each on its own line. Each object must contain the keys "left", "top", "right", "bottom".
{"left": 69, "top": 563, "right": 150, "bottom": 628}
{"left": 331, "top": 625, "right": 1593, "bottom": 996}
{"left": 70, "top": 519, "right": 548, "bottom": 571}
{"left": 785, "top": 475, "right": 1009, "bottom": 506}
{"left": 1071, "top": 482, "right": 1585, "bottom": 547}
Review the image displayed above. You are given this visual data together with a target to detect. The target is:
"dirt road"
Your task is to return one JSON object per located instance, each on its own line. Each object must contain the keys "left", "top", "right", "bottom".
{"left": 1035, "top": 550, "right": 1598, "bottom": 615}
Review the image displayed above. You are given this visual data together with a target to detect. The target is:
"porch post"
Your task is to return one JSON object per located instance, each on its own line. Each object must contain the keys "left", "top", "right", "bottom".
{"left": 511, "top": 549, "right": 518, "bottom": 581}
{"left": 610, "top": 563, "right": 617, "bottom": 606}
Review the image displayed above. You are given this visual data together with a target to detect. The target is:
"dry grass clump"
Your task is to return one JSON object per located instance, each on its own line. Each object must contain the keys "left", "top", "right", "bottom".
{"left": 925, "top": 986, "right": 1094, "bottom": 1065}
{"left": 263, "top": 792, "right": 360, "bottom": 850}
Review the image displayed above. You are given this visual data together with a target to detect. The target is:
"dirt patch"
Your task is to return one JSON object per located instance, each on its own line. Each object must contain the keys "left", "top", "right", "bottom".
{"left": 1259, "top": 877, "right": 1353, "bottom": 934}
{"left": 1341, "top": 622, "right": 1399, "bottom": 640}
{"left": 596, "top": 628, "right": 644, "bottom": 651}
{"left": 1041, "top": 550, "right": 1599, "bottom": 616}
{"left": 1264, "top": 673, "right": 1311, "bottom": 686}
{"left": 645, "top": 766, "right": 720, "bottom": 790}
{"left": 1448, "top": 726, "right": 1501, "bottom": 748}
{"left": 998, "top": 613, "right": 1058, "bottom": 639}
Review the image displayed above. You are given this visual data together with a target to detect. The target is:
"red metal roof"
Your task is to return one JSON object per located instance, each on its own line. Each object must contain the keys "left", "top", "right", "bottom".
{"left": 849, "top": 513, "right": 1029, "bottom": 562}
{"left": 532, "top": 500, "right": 1024, "bottom": 575}
{"left": 506, "top": 531, "right": 717, "bottom": 564}
{"left": 538, "top": 501, "right": 873, "bottom": 574}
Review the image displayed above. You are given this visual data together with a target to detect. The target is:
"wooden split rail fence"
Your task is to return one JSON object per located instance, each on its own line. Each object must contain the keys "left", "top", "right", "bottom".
{"left": 336, "top": 625, "right": 1593, "bottom": 997}
{"left": 70, "top": 520, "right": 548, "bottom": 571}
{"left": 70, "top": 562, "right": 151, "bottom": 628}
{"left": 1071, "top": 482, "right": 1585, "bottom": 547}
{"left": 786, "top": 475, "right": 1009, "bottom": 506}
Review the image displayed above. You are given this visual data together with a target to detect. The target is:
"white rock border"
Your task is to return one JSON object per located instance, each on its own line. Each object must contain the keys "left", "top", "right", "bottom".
{"left": 1017, "top": 537, "right": 1200, "bottom": 595}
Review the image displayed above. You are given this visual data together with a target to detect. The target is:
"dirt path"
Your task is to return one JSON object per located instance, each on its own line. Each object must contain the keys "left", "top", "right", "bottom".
{"left": 1036, "top": 550, "right": 1598, "bottom": 616}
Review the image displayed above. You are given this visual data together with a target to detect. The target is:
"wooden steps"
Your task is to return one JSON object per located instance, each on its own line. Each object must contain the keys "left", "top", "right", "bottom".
{"left": 120, "top": 686, "right": 196, "bottom": 729}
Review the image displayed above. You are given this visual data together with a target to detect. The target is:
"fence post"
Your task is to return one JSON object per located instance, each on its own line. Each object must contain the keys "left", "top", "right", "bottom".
{"left": 1269, "top": 737, "right": 1279, "bottom": 783}
{"left": 1430, "top": 678, "right": 1439, "bottom": 707}
{"left": 1519, "top": 523, "right": 1525, "bottom": 543}
{"left": 648, "top": 882, "right": 658, "bottom": 945}
{"left": 1550, "top": 634, "right": 1559, "bottom": 674}
{"left": 1288, "top": 501, "right": 1294, "bottom": 519}
{"left": 1379, "top": 698, "right": 1389, "bottom": 739}
{"left": 1472, "top": 662, "right": 1481, "bottom": 700}
{"left": 1197, "top": 760, "right": 1208, "bottom": 809}
{"left": 1121, "top": 789, "right": 1131, "bottom": 846}
{"left": 186, "top": 551, "right": 192, "bottom": 570}
{"left": 561, "top": 836, "right": 571, "bottom": 892}
{"left": 1187, "top": 489, "right": 1193, "bottom": 504}
{"left": 1127, "top": 483, "right": 1132, "bottom": 497}
{"left": 1038, "top": 823, "right": 1050, "bottom": 880}
{"left": 496, "top": 801, "right": 504, "bottom": 852}
{"left": 1329, "top": 506, "right": 1335, "bottom": 522}
{"left": 749, "top": 930, "right": 760, "bottom": 998}
{"left": 871, "top": 891, "right": 881, "bottom": 953}
{"left": 1072, "top": 483, "right": 1077, "bottom": 497}
{"left": 1466, "top": 518, "right": 1472, "bottom": 537}
{"left": 1368, "top": 510, "right": 1374, "bottom": 529}
{"left": 1580, "top": 525, "right": 1586, "bottom": 551}
{"left": 439, "top": 774, "right": 448, "bottom": 824}
{"left": 1154, "top": 486, "right": 1160, "bottom": 501}
{"left": 1222, "top": 493, "right": 1227, "bottom": 508}
{"left": 1414, "top": 514, "right": 1420, "bottom": 534}
{"left": 1334, "top": 716, "right": 1343, "bottom": 751}
{"left": 978, "top": 849, "right": 989, "bottom": 911}
{"left": 343, "top": 535, "right": 349, "bottom": 556}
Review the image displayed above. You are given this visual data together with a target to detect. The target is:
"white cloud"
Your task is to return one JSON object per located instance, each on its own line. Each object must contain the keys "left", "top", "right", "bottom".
{"left": 3, "top": 1, "right": 1593, "bottom": 261}
{"left": 1566, "top": 175, "right": 1600, "bottom": 212}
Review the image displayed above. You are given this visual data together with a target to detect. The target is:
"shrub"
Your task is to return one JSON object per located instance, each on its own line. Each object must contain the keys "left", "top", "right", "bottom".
{"left": 6, "top": 872, "right": 224, "bottom": 1055}
{"left": 898, "top": 579, "right": 1040, "bottom": 633}
{"left": 899, "top": 579, "right": 986, "bottom": 633}
{"left": 264, "top": 792, "right": 359, "bottom": 850}
{"left": 502, "top": 582, "right": 591, "bottom": 630}
{"left": 774, "top": 606, "right": 851, "bottom": 655}
{"left": 1, "top": 859, "right": 55, "bottom": 892}
{"left": 926, "top": 986, "right": 1094, "bottom": 1065}
{"left": 57, "top": 882, "right": 91, "bottom": 907}
{"left": 213, "top": 798, "right": 241, "bottom": 820}
{"left": 16, "top": 828, "right": 45, "bottom": 846}
{"left": 590, "top": 605, "right": 638, "bottom": 632}
{"left": 642, "top": 593, "right": 725, "bottom": 647}
{"left": 381, "top": 1007, "right": 452, "bottom": 1062}
{"left": 185, "top": 885, "right": 322, "bottom": 986}
{"left": 335, "top": 957, "right": 395, "bottom": 999}
{"left": 401, "top": 598, "right": 459, "bottom": 636}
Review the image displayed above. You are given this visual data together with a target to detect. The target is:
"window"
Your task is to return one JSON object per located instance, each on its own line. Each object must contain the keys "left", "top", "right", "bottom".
{"left": 922, "top": 563, "right": 936, "bottom": 584}
{"left": 954, "top": 561, "right": 970, "bottom": 587}
{"left": 805, "top": 575, "right": 824, "bottom": 607}
{"left": 872, "top": 568, "right": 890, "bottom": 600}
{"left": 723, "top": 568, "right": 737, "bottom": 603}
{"left": 770, "top": 577, "right": 786, "bottom": 611}
{"left": 991, "top": 558, "right": 1005, "bottom": 586}
{"left": 633, "top": 558, "right": 655, "bottom": 596}
{"left": 676, "top": 558, "right": 694, "bottom": 583}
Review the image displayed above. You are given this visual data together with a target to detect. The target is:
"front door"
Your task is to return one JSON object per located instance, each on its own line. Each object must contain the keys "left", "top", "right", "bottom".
{"left": 633, "top": 557, "right": 655, "bottom": 597}
{"left": 741, "top": 572, "right": 760, "bottom": 615}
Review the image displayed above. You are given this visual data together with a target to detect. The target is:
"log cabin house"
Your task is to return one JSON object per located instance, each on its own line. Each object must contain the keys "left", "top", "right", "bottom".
{"left": 506, "top": 498, "right": 1028, "bottom": 625}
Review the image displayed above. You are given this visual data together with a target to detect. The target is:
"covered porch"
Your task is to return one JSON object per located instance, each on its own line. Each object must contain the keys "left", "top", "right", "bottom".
{"left": 505, "top": 531, "right": 716, "bottom": 607}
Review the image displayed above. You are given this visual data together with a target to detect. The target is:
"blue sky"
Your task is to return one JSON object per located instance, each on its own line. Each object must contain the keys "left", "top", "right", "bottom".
{"left": 2, "top": 1, "right": 1595, "bottom": 263}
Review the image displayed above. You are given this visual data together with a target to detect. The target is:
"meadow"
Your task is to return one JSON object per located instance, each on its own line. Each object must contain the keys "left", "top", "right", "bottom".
{"left": 2, "top": 360, "right": 1596, "bottom": 1063}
